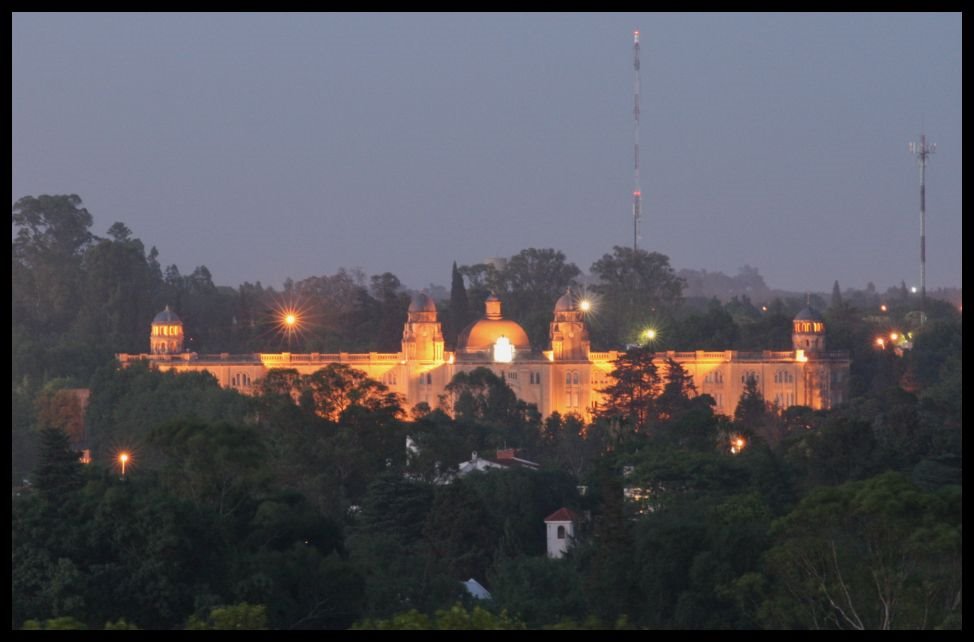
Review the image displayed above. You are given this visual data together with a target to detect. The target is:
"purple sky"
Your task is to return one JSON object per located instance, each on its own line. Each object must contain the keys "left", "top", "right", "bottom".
{"left": 13, "top": 13, "right": 962, "bottom": 294}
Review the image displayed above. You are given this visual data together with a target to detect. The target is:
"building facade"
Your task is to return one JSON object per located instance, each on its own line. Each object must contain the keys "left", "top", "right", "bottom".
{"left": 117, "top": 293, "right": 850, "bottom": 418}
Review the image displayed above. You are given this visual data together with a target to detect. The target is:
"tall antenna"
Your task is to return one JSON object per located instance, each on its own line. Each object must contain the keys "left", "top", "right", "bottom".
{"left": 909, "top": 133, "right": 935, "bottom": 312}
{"left": 632, "top": 29, "right": 641, "bottom": 252}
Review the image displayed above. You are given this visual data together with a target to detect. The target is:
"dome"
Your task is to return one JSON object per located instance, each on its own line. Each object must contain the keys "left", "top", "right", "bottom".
{"left": 409, "top": 291, "right": 437, "bottom": 313}
{"left": 794, "top": 306, "right": 824, "bottom": 323}
{"left": 152, "top": 306, "right": 182, "bottom": 324}
{"left": 457, "top": 319, "right": 531, "bottom": 353}
{"left": 554, "top": 289, "right": 575, "bottom": 313}
{"left": 457, "top": 296, "right": 530, "bottom": 353}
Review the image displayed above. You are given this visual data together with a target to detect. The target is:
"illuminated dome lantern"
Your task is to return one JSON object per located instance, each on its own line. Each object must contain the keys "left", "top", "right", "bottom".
{"left": 792, "top": 306, "right": 826, "bottom": 353}
{"left": 457, "top": 295, "right": 531, "bottom": 361}
{"left": 150, "top": 306, "right": 184, "bottom": 354}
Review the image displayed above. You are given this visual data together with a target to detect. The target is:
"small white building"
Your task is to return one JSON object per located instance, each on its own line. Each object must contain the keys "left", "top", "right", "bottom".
{"left": 544, "top": 507, "right": 581, "bottom": 559}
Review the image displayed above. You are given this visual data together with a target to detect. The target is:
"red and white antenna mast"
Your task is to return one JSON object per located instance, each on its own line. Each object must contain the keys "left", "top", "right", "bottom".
{"left": 632, "top": 29, "right": 642, "bottom": 251}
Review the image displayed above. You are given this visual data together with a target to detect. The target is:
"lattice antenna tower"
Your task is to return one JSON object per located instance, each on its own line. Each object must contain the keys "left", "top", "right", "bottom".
{"left": 909, "top": 133, "right": 935, "bottom": 309}
{"left": 632, "top": 29, "right": 641, "bottom": 251}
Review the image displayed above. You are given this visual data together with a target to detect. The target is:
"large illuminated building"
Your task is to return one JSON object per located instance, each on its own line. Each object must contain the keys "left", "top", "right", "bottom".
{"left": 117, "top": 293, "right": 849, "bottom": 417}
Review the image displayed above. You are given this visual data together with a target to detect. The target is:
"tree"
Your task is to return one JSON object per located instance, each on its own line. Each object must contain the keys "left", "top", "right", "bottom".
{"left": 831, "top": 280, "right": 843, "bottom": 308}
{"left": 489, "top": 556, "right": 586, "bottom": 629}
{"left": 186, "top": 603, "right": 268, "bottom": 630}
{"left": 596, "top": 347, "right": 661, "bottom": 431}
{"left": 656, "top": 358, "right": 698, "bottom": 421}
{"left": 369, "top": 272, "right": 411, "bottom": 351}
{"left": 304, "top": 364, "right": 404, "bottom": 424}
{"left": 756, "top": 472, "right": 961, "bottom": 629}
{"left": 149, "top": 420, "right": 268, "bottom": 521}
{"left": 734, "top": 374, "right": 767, "bottom": 431}
{"left": 12, "top": 194, "right": 95, "bottom": 334}
{"left": 447, "top": 261, "right": 471, "bottom": 348}
{"left": 589, "top": 246, "right": 684, "bottom": 346}
{"left": 423, "top": 480, "right": 495, "bottom": 581}
{"left": 500, "top": 248, "right": 581, "bottom": 347}
{"left": 32, "top": 427, "right": 83, "bottom": 501}
{"left": 445, "top": 367, "right": 521, "bottom": 426}
{"left": 353, "top": 604, "right": 526, "bottom": 630}
{"left": 74, "top": 227, "right": 161, "bottom": 353}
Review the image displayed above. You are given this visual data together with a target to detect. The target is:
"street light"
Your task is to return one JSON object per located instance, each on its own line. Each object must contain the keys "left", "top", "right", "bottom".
{"left": 579, "top": 299, "right": 592, "bottom": 312}
{"left": 118, "top": 452, "right": 130, "bottom": 477}
{"left": 730, "top": 436, "right": 746, "bottom": 454}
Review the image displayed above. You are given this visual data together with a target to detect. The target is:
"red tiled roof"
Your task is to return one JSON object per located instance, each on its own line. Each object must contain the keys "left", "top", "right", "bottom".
{"left": 544, "top": 507, "right": 580, "bottom": 523}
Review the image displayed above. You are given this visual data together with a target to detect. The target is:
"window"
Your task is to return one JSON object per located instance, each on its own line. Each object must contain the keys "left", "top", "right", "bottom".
{"left": 529, "top": 372, "right": 540, "bottom": 385}
{"left": 565, "top": 370, "right": 581, "bottom": 409}
{"left": 557, "top": 525, "right": 566, "bottom": 540}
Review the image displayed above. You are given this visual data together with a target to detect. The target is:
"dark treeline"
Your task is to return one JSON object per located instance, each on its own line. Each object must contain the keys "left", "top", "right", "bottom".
{"left": 12, "top": 195, "right": 962, "bottom": 629}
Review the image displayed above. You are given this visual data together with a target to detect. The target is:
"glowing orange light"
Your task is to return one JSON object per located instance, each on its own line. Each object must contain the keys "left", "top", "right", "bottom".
{"left": 579, "top": 299, "right": 592, "bottom": 312}
{"left": 730, "top": 436, "right": 746, "bottom": 454}
{"left": 889, "top": 332, "right": 899, "bottom": 342}
{"left": 880, "top": 304, "right": 888, "bottom": 312}
{"left": 118, "top": 452, "right": 130, "bottom": 476}
{"left": 285, "top": 314, "right": 297, "bottom": 327}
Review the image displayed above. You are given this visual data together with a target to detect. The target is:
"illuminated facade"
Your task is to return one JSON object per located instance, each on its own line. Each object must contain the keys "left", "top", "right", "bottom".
{"left": 117, "top": 296, "right": 850, "bottom": 417}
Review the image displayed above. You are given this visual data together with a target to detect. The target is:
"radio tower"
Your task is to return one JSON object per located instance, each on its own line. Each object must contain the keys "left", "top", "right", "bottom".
{"left": 909, "top": 133, "right": 935, "bottom": 311}
{"left": 632, "top": 29, "right": 641, "bottom": 251}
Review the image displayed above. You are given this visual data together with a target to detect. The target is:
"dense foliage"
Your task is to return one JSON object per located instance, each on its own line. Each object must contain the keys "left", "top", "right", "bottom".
{"left": 11, "top": 195, "right": 962, "bottom": 629}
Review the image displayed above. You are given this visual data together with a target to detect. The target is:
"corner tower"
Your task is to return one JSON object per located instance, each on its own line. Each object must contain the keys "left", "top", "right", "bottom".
{"left": 150, "top": 306, "right": 184, "bottom": 354}
{"left": 402, "top": 292, "right": 444, "bottom": 361}
{"left": 549, "top": 289, "right": 590, "bottom": 361}
{"left": 792, "top": 305, "right": 826, "bottom": 353}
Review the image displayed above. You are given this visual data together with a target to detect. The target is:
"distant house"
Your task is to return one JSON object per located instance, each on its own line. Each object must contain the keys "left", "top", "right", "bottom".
{"left": 544, "top": 507, "right": 581, "bottom": 559}
{"left": 456, "top": 449, "right": 540, "bottom": 478}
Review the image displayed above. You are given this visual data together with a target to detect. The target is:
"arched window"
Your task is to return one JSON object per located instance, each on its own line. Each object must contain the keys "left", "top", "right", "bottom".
{"left": 557, "top": 525, "right": 566, "bottom": 540}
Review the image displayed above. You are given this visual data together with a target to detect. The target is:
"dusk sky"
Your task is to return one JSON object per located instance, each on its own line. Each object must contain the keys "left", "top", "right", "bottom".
{"left": 13, "top": 12, "right": 962, "bottom": 294}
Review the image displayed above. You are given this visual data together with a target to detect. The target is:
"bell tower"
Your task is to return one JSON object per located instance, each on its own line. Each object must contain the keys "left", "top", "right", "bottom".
{"left": 549, "top": 289, "right": 590, "bottom": 361}
{"left": 402, "top": 292, "right": 444, "bottom": 361}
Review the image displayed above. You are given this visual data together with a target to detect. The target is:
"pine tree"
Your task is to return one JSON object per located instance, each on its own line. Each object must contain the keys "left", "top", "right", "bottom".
{"left": 32, "top": 427, "right": 83, "bottom": 500}
{"left": 734, "top": 374, "right": 767, "bottom": 429}
{"left": 448, "top": 261, "right": 470, "bottom": 348}
{"left": 831, "top": 280, "right": 842, "bottom": 308}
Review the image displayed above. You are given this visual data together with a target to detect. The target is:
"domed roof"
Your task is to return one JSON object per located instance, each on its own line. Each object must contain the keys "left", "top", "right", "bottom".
{"left": 409, "top": 291, "right": 437, "bottom": 313}
{"left": 794, "top": 306, "right": 824, "bottom": 322}
{"left": 457, "top": 319, "right": 531, "bottom": 353}
{"left": 152, "top": 306, "right": 182, "bottom": 324}
{"left": 457, "top": 296, "right": 530, "bottom": 353}
{"left": 554, "top": 289, "right": 576, "bottom": 313}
